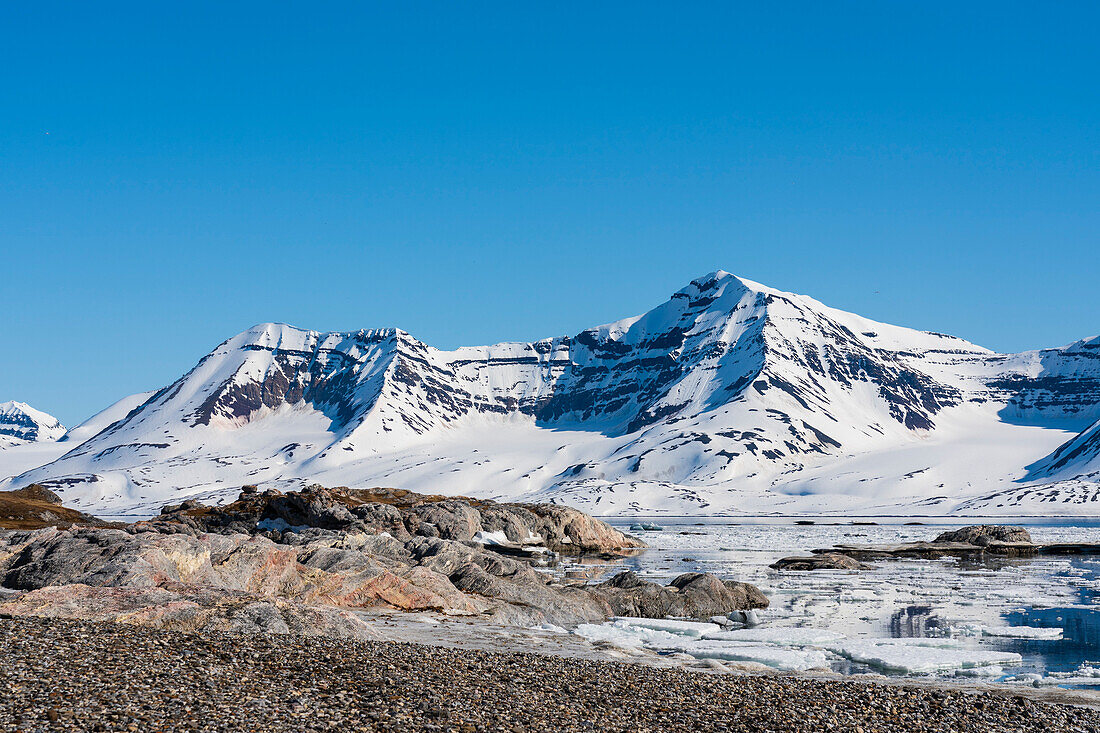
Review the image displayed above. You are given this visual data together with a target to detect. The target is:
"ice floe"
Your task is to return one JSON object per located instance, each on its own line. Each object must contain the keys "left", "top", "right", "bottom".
{"left": 823, "top": 640, "right": 1023, "bottom": 674}
{"left": 980, "top": 625, "right": 1063, "bottom": 640}
{"left": 701, "top": 627, "right": 846, "bottom": 645}
{"left": 573, "top": 622, "right": 686, "bottom": 648}
{"left": 1008, "top": 666, "right": 1100, "bottom": 687}
{"left": 609, "top": 617, "right": 722, "bottom": 638}
{"left": 663, "top": 641, "right": 830, "bottom": 671}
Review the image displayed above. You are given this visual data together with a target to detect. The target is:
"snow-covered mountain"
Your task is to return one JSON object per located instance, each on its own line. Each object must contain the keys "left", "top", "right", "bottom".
{"left": 0, "top": 401, "right": 68, "bottom": 483}
{"left": 0, "top": 400, "right": 64, "bottom": 444}
{"left": 0, "top": 394, "right": 152, "bottom": 484}
{"left": 0, "top": 401, "right": 65, "bottom": 446}
{"left": 5, "top": 272, "right": 1100, "bottom": 516}
{"left": 1029, "top": 419, "right": 1100, "bottom": 483}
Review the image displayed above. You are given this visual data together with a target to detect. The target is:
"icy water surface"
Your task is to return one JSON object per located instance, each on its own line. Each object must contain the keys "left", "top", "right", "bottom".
{"left": 580, "top": 518, "right": 1100, "bottom": 689}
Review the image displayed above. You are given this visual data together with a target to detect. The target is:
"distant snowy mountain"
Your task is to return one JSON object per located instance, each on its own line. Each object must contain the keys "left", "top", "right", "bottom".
{"left": 5, "top": 272, "right": 1100, "bottom": 516}
{"left": 0, "top": 393, "right": 153, "bottom": 484}
{"left": 0, "top": 401, "right": 67, "bottom": 483}
{"left": 1029, "top": 419, "right": 1100, "bottom": 483}
{"left": 0, "top": 402, "right": 65, "bottom": 446}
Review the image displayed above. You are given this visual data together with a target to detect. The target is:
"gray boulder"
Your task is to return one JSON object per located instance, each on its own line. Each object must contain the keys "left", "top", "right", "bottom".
{"left": 771, "top": 553, "right": 868, "bottom": 571}
{"left": 586, "top": 571, "right": 768, "bottom": 619}
{"left": 933, "top": 525, "right": 1033, "bottom": 546}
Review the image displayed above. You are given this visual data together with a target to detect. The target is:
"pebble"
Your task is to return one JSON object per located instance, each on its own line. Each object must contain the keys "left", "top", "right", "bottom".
{"left": 0, "top": 616, "right": 1097, "bottom": 732}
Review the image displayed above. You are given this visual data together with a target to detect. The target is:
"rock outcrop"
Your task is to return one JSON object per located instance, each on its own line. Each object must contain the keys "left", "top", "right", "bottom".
{"left": 770, "top": 553, "right": 867, "bottom": 571}
{"left": 0, "top": 485, "right": 108, "bottom": 530}
{"left": 9, "top": 484, "right": 64, "bottom": 505}
{"left": 586, "top": 571, "right": 768, "bottom": 618}
{"left": 932, "top": 525, "right": 1032, "bottom": 546}
{"left": 155, "top": 484, "right": 645, "bottom": 555}
{"left": 0, "top": 486, "right": 768, "bottom": 637}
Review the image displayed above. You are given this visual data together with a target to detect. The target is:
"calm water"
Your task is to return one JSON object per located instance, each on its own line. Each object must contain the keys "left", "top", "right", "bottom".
{"left": 593, "top": 518, "right": 1100, "bottom": 688}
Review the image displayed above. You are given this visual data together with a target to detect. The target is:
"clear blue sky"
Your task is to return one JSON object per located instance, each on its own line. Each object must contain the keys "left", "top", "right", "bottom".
{"left": 3, "top": 2, "right": 1098, "bottom": 426}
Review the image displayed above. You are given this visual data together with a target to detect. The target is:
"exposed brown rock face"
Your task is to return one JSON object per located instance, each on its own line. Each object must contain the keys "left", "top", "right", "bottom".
{"left": 9, "top": 484, "right": 63, "bottom": 505}
{"left": 0, "top": 486, "right": 769, "bottom": 638}
{"left": 0, "top": 485, "right": 108, "bottom": 530}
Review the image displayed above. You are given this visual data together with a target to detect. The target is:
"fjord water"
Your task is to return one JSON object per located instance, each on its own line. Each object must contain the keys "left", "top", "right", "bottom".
{"left": 599, "top": 518, "right": 1100, "bottom": 688}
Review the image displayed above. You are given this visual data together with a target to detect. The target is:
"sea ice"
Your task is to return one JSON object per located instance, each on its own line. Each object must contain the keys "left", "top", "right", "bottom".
{"left": 701, "top": 627, "right": 846, "bottom": 646}
{"left": 665, "top": 640, "right": 830, "bottom": 671}
{"left": 529, "top": 623, "right": 567, "bottom": 634}
{"left": 575, "top": 521, "right": 1100, "bottom": 685}
{"left": 728, "top": 609, "right": 763, "bottom": 625}
{"left": 954, "top": 665, "right": 1005, "bottom": 678}
{"left": 825, "top": 640, "right": 1022, "bottom": 674}
{"left": 981, "top": 625, "right": 1063, "bottom": 640}
{"left": 573, "top": 622, "right": 683, "bottom": 648}
{"left": 610, "top": 617, "right": 722, "bottom": 638}
{"left": 1007, "top": 664, "right": 1100, "bottom": 687}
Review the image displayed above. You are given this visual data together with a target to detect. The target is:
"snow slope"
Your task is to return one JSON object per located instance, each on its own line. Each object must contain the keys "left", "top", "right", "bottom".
{"left": 0, "top": 393, "right": 153, "bottom": 487}
{"left": 5, "top": 272, "right": 1100, "bottom": 516}
{"left": 0, "top": 402, "right": 68, "bottom": 479}
{"left": 1029, "top": 418, "right": 1100, "bottom": 482}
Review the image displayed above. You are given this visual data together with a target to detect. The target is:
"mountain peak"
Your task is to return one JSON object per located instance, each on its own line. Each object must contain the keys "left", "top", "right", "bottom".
{"left": 0, "top": 401, "right": 66, "bottom": 443}
{"left": 682, "top": 269, "right": 744, "bottom": 294}
{"left": 678, "top": 270, "right": 795, "bottom": 304}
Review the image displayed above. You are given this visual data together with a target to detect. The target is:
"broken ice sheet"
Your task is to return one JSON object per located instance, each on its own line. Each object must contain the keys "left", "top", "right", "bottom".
{"left": 663, "top": 640, "right": 831, "bottom": 672}
{"left": 589, "top": 520, "right": 1100, "bottom": 685}
{"left": 823, "top": 640, "right": 1022, "bottom": 675}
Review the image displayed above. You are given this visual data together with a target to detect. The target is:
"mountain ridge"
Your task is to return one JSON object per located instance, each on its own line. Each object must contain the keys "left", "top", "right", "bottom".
{"left": 4, "top": 271, "right": 1099, "bottom": 517}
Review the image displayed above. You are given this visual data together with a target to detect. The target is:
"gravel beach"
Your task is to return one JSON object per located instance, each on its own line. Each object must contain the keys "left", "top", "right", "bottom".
{"left": 2, "top": 616, "right": 1098, "bottom": 733}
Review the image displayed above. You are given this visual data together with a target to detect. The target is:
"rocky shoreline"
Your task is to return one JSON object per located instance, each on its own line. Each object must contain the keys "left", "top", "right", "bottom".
{"left": 5, "top": 487, "right": 1100, "bottom": 730}
{"left": 0, "top": 485, "right": 766, "bottom": 634}
{"left": 2, "top": 615, "right": 1098, "bottom": 733}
